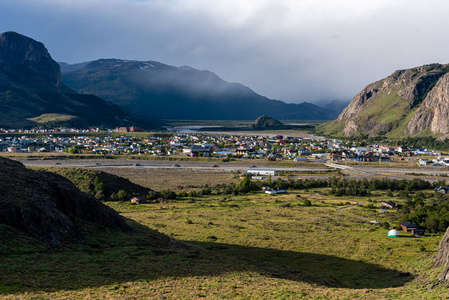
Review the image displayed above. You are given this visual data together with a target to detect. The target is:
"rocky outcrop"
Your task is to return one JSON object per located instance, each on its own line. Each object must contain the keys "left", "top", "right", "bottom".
{"left": 406, "top": 72, "right": 449, "bottom": 135}
{"left": 332, "top": 64, "right": 449, "bottom": 137}
{"left": 252, "top": 115, "right": 283, "bottom": 128}
{"left": 0, "top": 157, "right": 131, "bottom": 245}
{"left": 435, "top": 227, "right": 449, "bottom": 280}
{"left": 0, "top": 31, "right": 61, "bottom": 91}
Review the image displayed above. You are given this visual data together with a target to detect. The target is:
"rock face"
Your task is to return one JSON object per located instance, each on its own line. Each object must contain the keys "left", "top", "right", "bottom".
{"left": 0, "top": 157, "right": 131, "bottom": 245}
{"left": 324, "top": 64, "right": 449, "bottom": 137}
{"left": 406, "top": 73, "right": 449, "bottom": 135}
{"left": 0, "top": 31, "right": 61, "bottom": 90}
{"left": 435, "top": 227, "right": 449, "bottom": 280}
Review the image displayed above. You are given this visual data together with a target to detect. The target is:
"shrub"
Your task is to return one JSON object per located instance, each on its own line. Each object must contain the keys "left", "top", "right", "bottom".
{"left": 302, "top": 199, "right": 312, "bottom": 206}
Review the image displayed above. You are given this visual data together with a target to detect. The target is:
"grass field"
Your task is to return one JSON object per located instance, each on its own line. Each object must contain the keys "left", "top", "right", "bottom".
{"left": 1, "top": 181, "right": 449, "bottom": 299}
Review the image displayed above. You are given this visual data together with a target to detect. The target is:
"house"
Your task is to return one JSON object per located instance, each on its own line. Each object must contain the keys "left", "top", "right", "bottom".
{"left": 411, "top": 228, "right": 425, "bottom": 237}
{"left": 379, "top": 201, "right": 396, "bottom": 209}
{"left": 183, "top": 145, "right": 212, "bottom": 157}
{"left": 328, "top": 151, "right": 343, "bottom": 161}
{"left": 130, "top": 195, "right": 147, "bottom": 204}
{"left": 418, "top": 159, "right": 432, "bottom": 166}
{"left": 400, "top": 222, "right": 418, "bottom": 232}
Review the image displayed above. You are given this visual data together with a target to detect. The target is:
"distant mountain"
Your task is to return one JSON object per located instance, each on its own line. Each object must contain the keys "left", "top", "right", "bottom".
{"left": 0, "top": 32, "right": 152, "bottom": 129}
{"left": 314, "top": 99, "right": 351, "bottom": 117}
{"left": 319, "top": 64, "right": 449, "bottom": 138}
{"left": 60, "top": 59, "right": 337, "bottom": 121}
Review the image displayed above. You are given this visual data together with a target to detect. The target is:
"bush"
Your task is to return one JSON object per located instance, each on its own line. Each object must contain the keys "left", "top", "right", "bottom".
{"left": 110, "top": 189, "right": 127, "bottom": 201}
{"left": 302, "top": 199, "right": 312, "bottom": 206}
{"left": 160, "top": 189, "right": 177, "bottom": 200}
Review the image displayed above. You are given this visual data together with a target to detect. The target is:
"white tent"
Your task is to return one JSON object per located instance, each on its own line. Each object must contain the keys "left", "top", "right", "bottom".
{"left": 387, "top": 229, "right": 400, "bottom": 237}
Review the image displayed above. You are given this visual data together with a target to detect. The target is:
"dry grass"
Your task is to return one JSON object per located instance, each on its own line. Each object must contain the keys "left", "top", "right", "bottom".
{"left": 97, "top": 167, "right": 241, "bottom": 192}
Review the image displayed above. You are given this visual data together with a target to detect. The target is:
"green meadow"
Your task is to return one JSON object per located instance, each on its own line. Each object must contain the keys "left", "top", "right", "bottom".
{"left": 1, "top": 184, "right": 448, "bottom": 299}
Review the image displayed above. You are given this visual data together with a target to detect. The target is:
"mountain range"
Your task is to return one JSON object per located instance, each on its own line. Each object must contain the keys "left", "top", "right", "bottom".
{"left": 319, "top": 63, "right": 449, "bottom": 138}
{"left": 60, "top": 59, "right": 337, "bottom": 121}
{"left": 0, "top": 31, "right": 150, "bottom": 129}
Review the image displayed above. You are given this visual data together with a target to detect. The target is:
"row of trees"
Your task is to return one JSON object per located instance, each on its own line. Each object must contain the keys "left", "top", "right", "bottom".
{"left": 140, "top": 176, "right": 443, "bottom": 202}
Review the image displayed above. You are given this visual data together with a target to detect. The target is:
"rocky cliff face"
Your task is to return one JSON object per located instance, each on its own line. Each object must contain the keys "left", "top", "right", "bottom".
{"left": 0, "top": 157, "right": 131, "bottom": 245}
{"left": 406, "top": 72, "right": 449, "bottom": 135}
{"left": 0, "top": 31, "right": 61, "bottom": 90}
{"left": 435, "top": 227, "right": 449, "bottom": 280}
{"left": 325, "top": 64, "right": 449, "bottom": 137}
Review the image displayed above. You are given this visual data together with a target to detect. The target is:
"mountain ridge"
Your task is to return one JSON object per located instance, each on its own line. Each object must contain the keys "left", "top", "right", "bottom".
{"left": 60, "top": 58, "right": 338, "bottom": 121}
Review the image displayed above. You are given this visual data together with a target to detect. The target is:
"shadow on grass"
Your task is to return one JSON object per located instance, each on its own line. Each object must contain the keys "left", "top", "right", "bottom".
{"left": 192, "top": 241, "right": 413, "bottom": 289}
{"left": 0, "top": 220, "right": 414, "bottom": 294}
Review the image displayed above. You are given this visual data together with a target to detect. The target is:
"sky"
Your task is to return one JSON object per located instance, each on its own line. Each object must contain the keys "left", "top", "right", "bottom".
{"left": 2, "top": 0, "right": 449, "bottom": 104}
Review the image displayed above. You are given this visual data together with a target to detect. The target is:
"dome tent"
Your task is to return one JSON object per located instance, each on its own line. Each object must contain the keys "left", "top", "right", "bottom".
{"left": 388, "top": 229, "right": 400, "bottom": 237}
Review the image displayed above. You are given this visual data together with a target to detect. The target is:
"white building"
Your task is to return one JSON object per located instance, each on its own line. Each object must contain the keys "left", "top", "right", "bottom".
{"left": 247, "top": 168, "right": 277, "bottom": 176}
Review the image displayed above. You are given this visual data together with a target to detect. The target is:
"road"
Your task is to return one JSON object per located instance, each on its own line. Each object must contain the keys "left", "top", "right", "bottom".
{"left": 15, "top": 157, "right": 329, "bottom": 173}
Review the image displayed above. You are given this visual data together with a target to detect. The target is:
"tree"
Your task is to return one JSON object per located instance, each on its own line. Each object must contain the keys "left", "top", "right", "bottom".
{"left": 236, "top": 174, "right": 252, "bottom": 193}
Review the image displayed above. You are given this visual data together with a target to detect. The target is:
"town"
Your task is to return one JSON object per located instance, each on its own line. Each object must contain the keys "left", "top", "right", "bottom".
{"left": 0, "top": 127, "right": 445, "bottom": 165}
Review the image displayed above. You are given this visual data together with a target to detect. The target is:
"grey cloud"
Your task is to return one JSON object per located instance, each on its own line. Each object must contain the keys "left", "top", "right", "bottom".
{"left": 1, "top": 0, "right": 449, "bottom": 104}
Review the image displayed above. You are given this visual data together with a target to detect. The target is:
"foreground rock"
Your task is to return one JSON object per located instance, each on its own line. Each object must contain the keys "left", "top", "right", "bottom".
{"left": 435, "top": 227, "right": 449, "bottom": 280}
{"left": 0, "top": 157, "right": 130, "bottom": 245}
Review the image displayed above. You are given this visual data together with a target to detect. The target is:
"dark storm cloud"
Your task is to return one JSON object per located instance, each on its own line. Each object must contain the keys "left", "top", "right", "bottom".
{"left": 2, "top": 0, "right": 449, "bottom": 103}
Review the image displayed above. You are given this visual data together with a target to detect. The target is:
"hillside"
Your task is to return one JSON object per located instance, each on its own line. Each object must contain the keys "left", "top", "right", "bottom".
{"left": 32, "top": 167, "right": 152, "bottom": 201}
{"left": 0, "top": 157, "right": 130, "bottom": 245}
{"left": 319, "top": 64, "right": 449, "bottom": 137}
{"left": 60, "top": 59, "right": 337, "bottom": 121}
{"left": 0, "top": 32, "right": 152, "bottom": 129}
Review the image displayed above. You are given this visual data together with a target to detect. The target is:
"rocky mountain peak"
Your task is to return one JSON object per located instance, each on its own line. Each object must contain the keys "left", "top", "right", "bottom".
{"left": 325, "top": 63, "right": 449, "bottom": 137}
{"left": 0, "top": 31, "right": 61, "bottom": 90}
